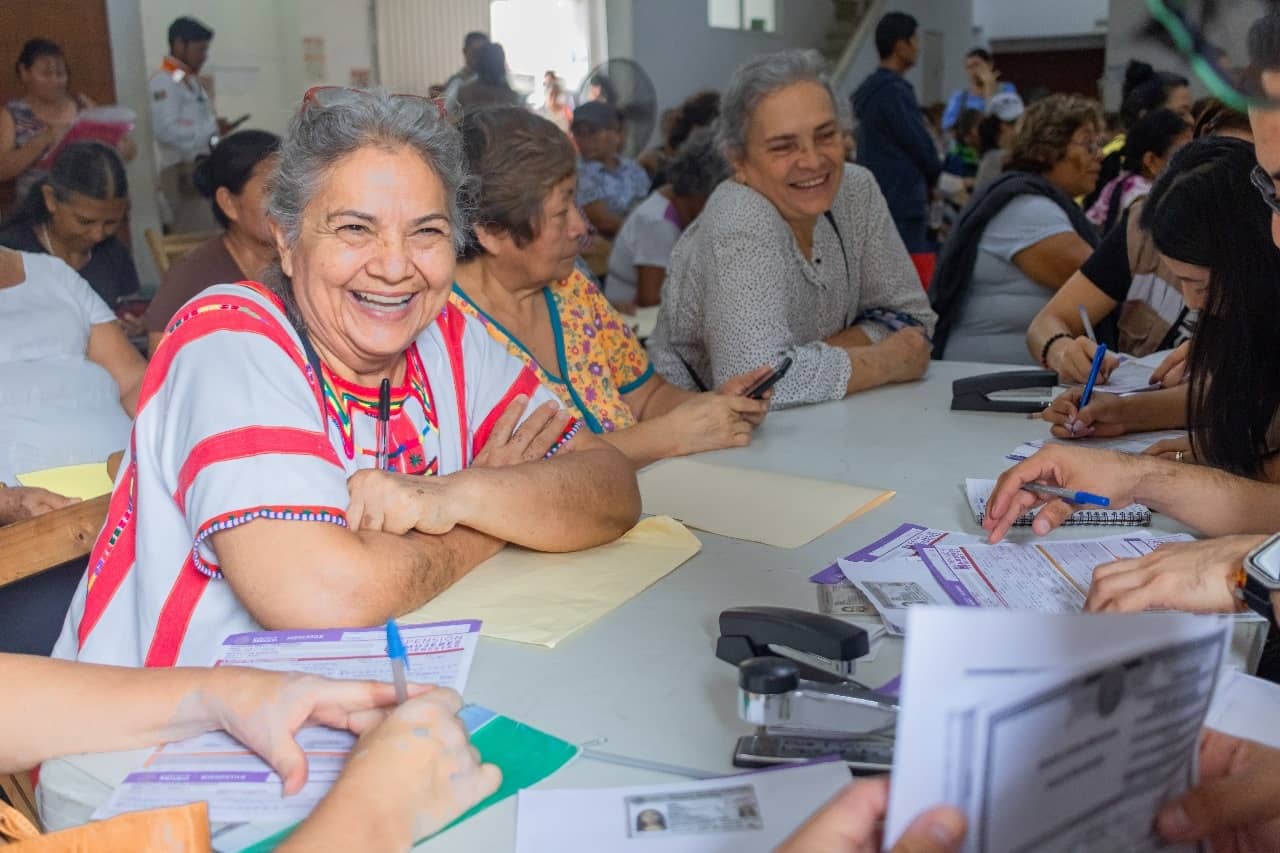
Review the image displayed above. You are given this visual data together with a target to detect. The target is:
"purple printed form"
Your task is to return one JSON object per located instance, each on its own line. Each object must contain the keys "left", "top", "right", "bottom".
{"left": 912, "top": 545, "right": 983, "bottom": 607}
{"left": 217, "top": 619, "right": 482, "bottom": 694}
{"left": 809, "top": 523, "right": 930, "bottom": 583}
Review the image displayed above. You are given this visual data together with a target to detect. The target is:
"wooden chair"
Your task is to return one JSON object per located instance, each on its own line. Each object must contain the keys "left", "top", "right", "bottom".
{"left": 0, "top": 453, "right": 120, "bottom": 830}
{"left": 143, "top": 228, "right": 219, "bottom": 276}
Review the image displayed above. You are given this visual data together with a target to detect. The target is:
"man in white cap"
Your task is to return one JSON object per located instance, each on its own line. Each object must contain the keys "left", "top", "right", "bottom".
{"left": 973, "top": 91, "right": 1025, "bottom": 192}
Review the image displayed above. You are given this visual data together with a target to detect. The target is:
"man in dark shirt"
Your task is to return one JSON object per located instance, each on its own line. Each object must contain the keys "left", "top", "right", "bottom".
{"left": 853, "top": 12, "right": 942, "bottom": 254}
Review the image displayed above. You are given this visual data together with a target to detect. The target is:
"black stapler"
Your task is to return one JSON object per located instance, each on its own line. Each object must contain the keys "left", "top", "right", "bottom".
{"left": 951, "top": 369, "right": 1057, "bottom": 413}
{"left": 716, "top": 606, "right": 896, "bottom": 773}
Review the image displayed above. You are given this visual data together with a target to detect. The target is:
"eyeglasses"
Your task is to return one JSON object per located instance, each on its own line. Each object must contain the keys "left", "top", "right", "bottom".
{"left": 1251, "top": 165, "right": 1280, "bottom": 217}
{"left": 300, "top": 86, "right": 446, "bottom": 120}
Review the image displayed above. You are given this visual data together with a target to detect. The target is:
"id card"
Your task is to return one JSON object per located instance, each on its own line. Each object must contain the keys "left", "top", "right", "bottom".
{"left": 624, "top": 784, "right": 763, "bottom": 837}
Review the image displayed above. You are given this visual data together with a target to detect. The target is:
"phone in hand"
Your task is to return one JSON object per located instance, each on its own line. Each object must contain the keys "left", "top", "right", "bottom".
{"left": 745, "top": 357, "right": 793, "bottom": 400}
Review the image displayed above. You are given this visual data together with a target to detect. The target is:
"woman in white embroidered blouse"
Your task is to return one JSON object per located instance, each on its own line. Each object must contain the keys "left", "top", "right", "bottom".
{"left": 647, "top": 50, "right": 936, "bottom": 409}
{"left": 53, "top": 88, "right": 638, "bottom": 669}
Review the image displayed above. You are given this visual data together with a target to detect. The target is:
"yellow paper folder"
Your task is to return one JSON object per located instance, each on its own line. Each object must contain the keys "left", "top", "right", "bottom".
{"left": 16, "top": 462, "right": 114, "bottom": 500}
{"left": 637, "top": 459, "right": 895, "bottom": 549}
{"left": 403, "top": 515, "right": 701, "bottom": 647}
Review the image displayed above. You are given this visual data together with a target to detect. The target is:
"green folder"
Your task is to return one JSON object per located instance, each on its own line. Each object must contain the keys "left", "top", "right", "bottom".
{"left": 237, "top": 705, "right": 578, "bottom": 852}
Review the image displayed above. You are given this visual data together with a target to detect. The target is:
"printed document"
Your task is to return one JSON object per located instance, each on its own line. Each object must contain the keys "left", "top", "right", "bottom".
{"left": 1006, "top": 429, "right": 1187, "bottom": 462}
{"left": 94, "top": 621, "right": 481, "bottom": 823}
{"left": 887, "top": 607, "right": 1228, "bottom": 852}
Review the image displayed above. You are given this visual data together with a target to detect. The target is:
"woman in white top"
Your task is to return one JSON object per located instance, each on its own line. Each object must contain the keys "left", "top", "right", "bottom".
{"left": 605, "top": 127, "right": 728, "bottom": 309}
{"left": 647, "top": 50, "right": 935, "bottom": 409}
{"left": 0, "top": 247, "right": 144, "bottom": 486}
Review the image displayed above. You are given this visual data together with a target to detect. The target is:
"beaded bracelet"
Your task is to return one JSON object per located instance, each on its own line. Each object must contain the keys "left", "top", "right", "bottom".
{"left": 1040, "top": 332, "right": 1073, "bottom": 368}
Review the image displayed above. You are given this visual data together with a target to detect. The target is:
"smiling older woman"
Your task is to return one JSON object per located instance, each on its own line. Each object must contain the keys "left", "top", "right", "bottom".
{"left": 53, "top": 89, "right": 639, "bottom": 668}
{"left": 449, "top": 106, "right": 771, "bottom": 469}
{"left": 646, "top": 50, "right": 936, "bottom": 410}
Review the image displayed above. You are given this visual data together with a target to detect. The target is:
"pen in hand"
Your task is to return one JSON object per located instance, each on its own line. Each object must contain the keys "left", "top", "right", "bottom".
{"left": 1070, "top": 343, "right": 1109, "bottom": 436}
{"left": 385, "top": 618, "right": 409, "bottom": 705}
{"left": 1021, "top": 482, "right": 1110, "bottom": 507}
{"left": 1078, "top": 305, "right": 1096, "bottom": 343}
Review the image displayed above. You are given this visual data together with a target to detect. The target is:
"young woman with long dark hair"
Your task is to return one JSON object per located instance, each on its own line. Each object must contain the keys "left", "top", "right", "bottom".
{"left": 1041, "top": 138, "right": 1280, "bottom": 481}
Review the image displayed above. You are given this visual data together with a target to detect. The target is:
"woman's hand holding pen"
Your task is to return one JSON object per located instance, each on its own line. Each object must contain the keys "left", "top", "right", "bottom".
{"left": 1038, "top": 387, "right": 1130, "bottom": 439}
{"left": 280, "top": 689, "right": 500, "bottom": 852}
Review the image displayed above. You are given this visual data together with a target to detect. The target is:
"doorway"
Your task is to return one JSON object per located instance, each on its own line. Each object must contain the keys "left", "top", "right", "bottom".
{"left": 490, "top": 0, "right": 600, "bottom": 105}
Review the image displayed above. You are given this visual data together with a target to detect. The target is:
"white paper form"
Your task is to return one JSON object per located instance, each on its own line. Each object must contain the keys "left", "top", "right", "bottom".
{"left": 1088, "top": 349, "right": 1176, "bottom": 395}
{"left": 515, "top": 759, "right": 851, "bottom": 852}
{"left": 914, "top": 534, "right": 1192, "bottom": 612}
{"left": 94, "top": 621, "right": 483, "bottom": 823}
{"left": 887, "top": 608, "right": 1229, "bottom": 853}
{"left": 1006, "top": 429, "right": 1188, "bottom": 462}
{"left": 215, "top": 619, "right": 481, "bottom": 692}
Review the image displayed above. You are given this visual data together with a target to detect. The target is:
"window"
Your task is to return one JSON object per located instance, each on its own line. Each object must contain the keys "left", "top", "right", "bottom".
{"left": 708, "top": 0, "right": 776, "bottom": 33}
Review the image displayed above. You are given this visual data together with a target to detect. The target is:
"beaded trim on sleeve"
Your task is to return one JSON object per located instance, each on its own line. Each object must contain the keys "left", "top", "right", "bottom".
{"left": 191, "top": 506, "right": 348, "bottom": 579}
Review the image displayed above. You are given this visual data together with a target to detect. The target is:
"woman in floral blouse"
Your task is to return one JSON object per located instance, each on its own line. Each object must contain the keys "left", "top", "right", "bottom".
{"left": 450, "top": 107, "right": 772, "bottom": 468}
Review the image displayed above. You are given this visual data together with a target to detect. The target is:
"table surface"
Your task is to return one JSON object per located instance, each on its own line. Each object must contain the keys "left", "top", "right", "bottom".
{"left": 37, "top": 361, "right": 1210, "bottom": 850}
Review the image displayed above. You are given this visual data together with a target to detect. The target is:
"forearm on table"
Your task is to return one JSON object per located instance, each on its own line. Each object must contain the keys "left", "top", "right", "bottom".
{"left": 217, "top": 522, "right": 498, "bottom": 629}
{"left": 844, "top": 343, "right": 901, "bottom": 394}
{"left": 449, "top": 446, "right": 639, "bottom": 550}
{"left": 1116, "top": 386, "right": 1187, "bottom": 431}
{"left": 0, "top": 655, "right": 250, "bottom": 771}
{"left": 629, "top": 376, "right": 697, "bottom": 421}
{"left": 1134, "top": 458, "right": 1280, "bottom": 535}
{"left": 602, "top": 417, "right": 680, "bottom": 468}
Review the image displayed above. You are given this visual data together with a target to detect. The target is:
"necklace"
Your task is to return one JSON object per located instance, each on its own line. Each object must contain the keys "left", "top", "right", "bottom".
{"left": 38, "top": 223, "right": 92, "bottom": 268}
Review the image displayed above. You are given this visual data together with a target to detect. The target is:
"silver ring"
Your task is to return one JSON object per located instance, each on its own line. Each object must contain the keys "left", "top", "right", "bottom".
{"left": 1174, "top": 450, "right": 1185, "bottom": 462}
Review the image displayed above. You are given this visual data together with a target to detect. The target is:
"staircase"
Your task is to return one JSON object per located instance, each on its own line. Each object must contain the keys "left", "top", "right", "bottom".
{"left": 821, "top": 0, "right": 877, "bottom": 66}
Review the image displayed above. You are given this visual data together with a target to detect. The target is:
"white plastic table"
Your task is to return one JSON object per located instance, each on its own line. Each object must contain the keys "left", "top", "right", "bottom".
{"left": 36, "top": 361, "right": 1256, "bottom": 850}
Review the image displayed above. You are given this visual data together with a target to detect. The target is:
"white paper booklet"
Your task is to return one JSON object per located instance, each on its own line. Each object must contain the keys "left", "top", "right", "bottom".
{"left": 515, "top": 759, "right": 850, "bottom": 852}
{"left": 887, "top": 608, "right": 1228, "bottom": 852}
{"left": 94, "top": 620, "right": 482, "bottom": 823}
{"left": 1205, "top": 668, "right": 1280, "bottom": 750}
{"left": 965, "top": 478, "right": 1151, "bottom": 527}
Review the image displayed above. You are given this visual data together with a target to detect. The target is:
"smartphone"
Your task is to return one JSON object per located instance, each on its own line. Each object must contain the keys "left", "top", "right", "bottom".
{"left": 746, "top": 357, "right": 793, "bottom": 400}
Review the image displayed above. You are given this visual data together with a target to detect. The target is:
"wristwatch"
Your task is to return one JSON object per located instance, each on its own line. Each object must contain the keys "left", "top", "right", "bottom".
{"left": 1239, "top": 533, "right": 1280, "bottom": 624}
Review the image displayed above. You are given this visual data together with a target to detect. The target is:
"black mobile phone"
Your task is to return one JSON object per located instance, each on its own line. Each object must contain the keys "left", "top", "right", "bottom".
{"left": 746, "top": 357, "right": 793, "bottom": 400}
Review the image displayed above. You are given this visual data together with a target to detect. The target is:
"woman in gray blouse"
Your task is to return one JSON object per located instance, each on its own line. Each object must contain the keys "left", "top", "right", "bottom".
{"left": 647, "top": 50, "right": 935, "bottom": 410}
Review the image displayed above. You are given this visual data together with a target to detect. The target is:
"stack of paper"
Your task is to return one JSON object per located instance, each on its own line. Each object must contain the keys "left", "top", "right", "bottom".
{"left": 1086, "top": 350, "right": 1176, "bottom": 395}
{"left": 515, "top": 758, "right": 851, "bottom": 851}
{"left": 887, "top": 608, "right": 1229, "bottom": 851}
{"left": 639, "top": 459, "right": 894, "bottom": 549}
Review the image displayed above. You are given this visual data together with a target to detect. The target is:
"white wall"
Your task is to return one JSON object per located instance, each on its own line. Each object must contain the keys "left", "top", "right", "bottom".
{"left": 973, "top": 0, "right": 1106, "bottom": 43}
{"left": 106, "top": 0, "right": 164, "bottom": 288}
{"left": 835, "top": 0, "right": 974, "bottom": 107}
{"left": 1104, "top": 0, "right": 1266, "bottom": 109}
{"left": 611, "top": 0, "right": 835, "bottom": 115}
{"left": 137, "top": 0, "right": 374, "bottom": 135}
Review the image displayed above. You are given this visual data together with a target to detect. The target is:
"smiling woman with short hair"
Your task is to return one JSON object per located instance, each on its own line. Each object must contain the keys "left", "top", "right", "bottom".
{"left": 53, "top": 88, "right": 639, "bottom": 669}
{"left": 646, "top": 49, "right": 936, "bottom": 410}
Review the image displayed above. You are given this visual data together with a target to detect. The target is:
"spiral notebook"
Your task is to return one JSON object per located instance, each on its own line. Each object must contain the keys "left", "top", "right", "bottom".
{"left": 965, "top": 479, "right": 1151, "bottom": 527}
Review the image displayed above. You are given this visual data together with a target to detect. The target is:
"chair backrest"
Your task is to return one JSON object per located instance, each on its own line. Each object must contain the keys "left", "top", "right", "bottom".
{"left": 143, "top": 228, "right": 219, "bottom": 275}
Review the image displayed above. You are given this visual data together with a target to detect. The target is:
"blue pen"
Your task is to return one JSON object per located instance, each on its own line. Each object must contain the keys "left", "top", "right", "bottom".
{"left": 384, "top": 619, "right": 409, "bottom": 705}
{"left": 1021, "top": 482, "right": 1111, "bottom": 507}
{"left": 1078, "top": 343, "right": 1108, "bottom": 409}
